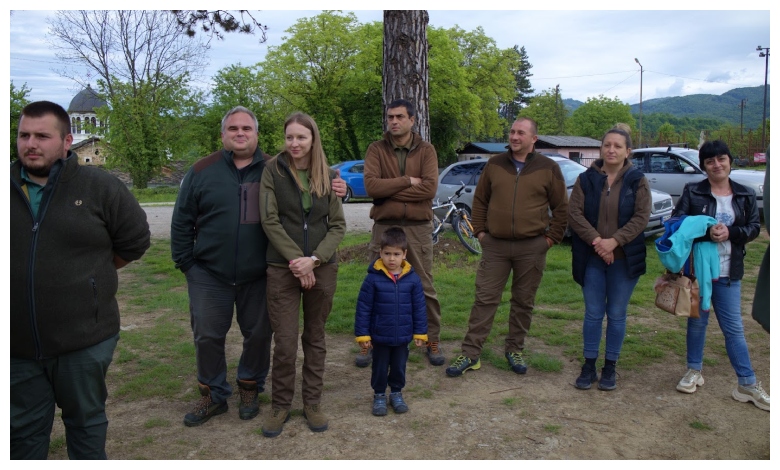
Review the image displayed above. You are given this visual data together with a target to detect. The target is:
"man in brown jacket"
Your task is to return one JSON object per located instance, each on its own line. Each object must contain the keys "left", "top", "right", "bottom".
{"left": 360, "top": 99, "right": 445, "bottom": 367}
{"left": 446, "top": 117, "right": 569, "bottom": 377}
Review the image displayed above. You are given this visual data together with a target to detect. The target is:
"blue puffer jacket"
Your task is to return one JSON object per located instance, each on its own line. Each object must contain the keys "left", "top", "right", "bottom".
{"left": 354, "top": 259, "right": 428, "bottom": 346}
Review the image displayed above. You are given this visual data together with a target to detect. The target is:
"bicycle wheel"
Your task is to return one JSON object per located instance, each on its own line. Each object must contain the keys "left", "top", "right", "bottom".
{"left": 455, "top": 213, "right": 481, "bottom": 254}
{"left": 431, "top": 215, "right": 442, "bottom": 245}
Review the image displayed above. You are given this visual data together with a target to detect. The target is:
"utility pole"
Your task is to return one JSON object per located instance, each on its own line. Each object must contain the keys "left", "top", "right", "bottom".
{"left": 756, "top": 46, "right": 770, "bottom": 152}
{"left": 739, "top": 99, "right": 747, "bottom": 138}
{"left": 634, "top": 58, "right": 644, "bottom": 148}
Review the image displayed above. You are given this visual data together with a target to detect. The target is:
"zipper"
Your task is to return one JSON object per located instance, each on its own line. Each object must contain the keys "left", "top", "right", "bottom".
{"left": 91, "top": 278, "right": 99, "bottom": 322}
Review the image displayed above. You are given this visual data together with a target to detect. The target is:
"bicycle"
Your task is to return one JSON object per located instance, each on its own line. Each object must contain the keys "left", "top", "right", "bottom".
{"left": 431, "top": 182, "right": 481, "bottom": 255}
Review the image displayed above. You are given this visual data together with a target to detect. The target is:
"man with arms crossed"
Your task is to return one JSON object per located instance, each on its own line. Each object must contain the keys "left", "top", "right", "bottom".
{"left": 361, "top": 98, "right": 445, "bottom": 367}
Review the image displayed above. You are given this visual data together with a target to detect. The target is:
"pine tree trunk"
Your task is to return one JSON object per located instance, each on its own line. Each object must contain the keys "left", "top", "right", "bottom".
{"left": 382, "top": 10, "right": 430, "bottom": 142}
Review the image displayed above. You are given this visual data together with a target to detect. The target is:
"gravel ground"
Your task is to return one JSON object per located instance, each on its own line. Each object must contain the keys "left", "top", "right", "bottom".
{"left": 142, "top": 202, "right": 374, "bottom": 238}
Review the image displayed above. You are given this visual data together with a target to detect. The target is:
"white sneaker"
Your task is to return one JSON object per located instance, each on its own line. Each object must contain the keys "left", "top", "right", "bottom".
{"left": 676, "top": 369, "right": 704, "bottom": 393}
{"left": 732, "top": 382, "right": 770, "bottom": 411}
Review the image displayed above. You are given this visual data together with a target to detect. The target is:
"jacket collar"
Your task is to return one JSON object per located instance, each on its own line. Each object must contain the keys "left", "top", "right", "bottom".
{"left": 371, "top": 258, "right": 413, "bottom": 280}
{"left": 690, "top": 177, "right": 751, "bottom": 197}
{"left": 222, "top": 146, "right": 265, "bottom": 167}
{"left": 383, "top": 131, "right": 422, "bottom": 151}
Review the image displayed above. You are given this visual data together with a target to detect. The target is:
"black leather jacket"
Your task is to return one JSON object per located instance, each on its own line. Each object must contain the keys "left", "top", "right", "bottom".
{"left": 672, "top": 178, "right": 760, "bottom": 280}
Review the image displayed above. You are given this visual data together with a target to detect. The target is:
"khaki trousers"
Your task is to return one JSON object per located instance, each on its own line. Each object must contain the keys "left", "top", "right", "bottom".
{"left": 266, "top": 263, "right": 338, "bottom": 409}
{"left": 369, "top": 222, "right": 442, "bottom": 342}
{"left": 460, "top": 234, "right": 549, "bottom": 360}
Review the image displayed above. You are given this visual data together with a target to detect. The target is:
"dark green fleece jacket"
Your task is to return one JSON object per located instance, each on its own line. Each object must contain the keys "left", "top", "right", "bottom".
{"left": 11, "top": 153, "right": 150, "bottom": 359}
{"left": 171, "top": 148, "right": 269, "bottom": 285}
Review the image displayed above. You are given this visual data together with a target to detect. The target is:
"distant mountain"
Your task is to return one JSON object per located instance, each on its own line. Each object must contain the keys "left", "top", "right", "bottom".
{"left": 563, "top": 86, "right": 769, "bottom": 130}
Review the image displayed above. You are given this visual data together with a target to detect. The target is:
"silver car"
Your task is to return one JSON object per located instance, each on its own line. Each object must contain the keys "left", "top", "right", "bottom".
{"left": 631, "top": 146, "right": 765, "bottom": 210}
{"left": 435, "top": 155, "right": 674, "bottom": 237}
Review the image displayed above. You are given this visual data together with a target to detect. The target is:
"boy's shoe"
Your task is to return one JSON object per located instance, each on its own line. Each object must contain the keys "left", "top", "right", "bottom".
{"left": 574, "top": 363, "right": 599, "bottom": 390}
{"left": 389, "top": 392, "right": 409, "bottom": 413}
{"left": 505, "top": 351, "right": 527, "bottom": 375}
{"left": 426, "top": 341, "right": 445, "bottom": 366}
{"left": 676, "top": 369, "right": 704, "bottom": 394}
{"left": 445, "top": 355, "right": 481, "bottom": 377}
{"left": 236, "top": 379, "right": 259, "bottom": 420}
{"left": 598, "top": 364, "right": 617, "bottom": 391}
{"left": 732, "top": 382, "right": 770, "bottom": 411}
{"left": 183, "top": 383, "right": 228, "bottom": 427}
{"left": 262, "top": 407, "right": 290, "bottom": 438}
{"left": 372, "top": 394, "right": 388, "bottom": 416}
{"left": 303, "top": 404, "right": 329, "bottom": 432}
{"left": 355, "top": 345, "right": 372, "bottom": 367}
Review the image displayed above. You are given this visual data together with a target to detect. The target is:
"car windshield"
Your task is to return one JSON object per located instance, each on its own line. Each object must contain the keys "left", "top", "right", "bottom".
{"left": 679, "top": 150, "right": 700, "bottom": 163}
{"left": 556, "top": 159, "right": 587, "bottom": 188}
{"left": 331, "top": 162, "right": 346, "bottom": 170}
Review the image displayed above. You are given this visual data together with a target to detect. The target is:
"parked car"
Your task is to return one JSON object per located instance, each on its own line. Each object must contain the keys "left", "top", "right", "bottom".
{"left": 631, "top": 145, "right": 765, "bottom": 210}
{"left": 435, "top": 155, "right": 674, "bottom": 237}
{"left": 330, "top": 160, "right": 367, "bottom": 203}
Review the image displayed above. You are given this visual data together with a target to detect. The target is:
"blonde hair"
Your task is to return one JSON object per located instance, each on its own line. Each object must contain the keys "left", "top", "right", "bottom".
{"left": 278, "top": 112, "right": 331, "bottom": 198}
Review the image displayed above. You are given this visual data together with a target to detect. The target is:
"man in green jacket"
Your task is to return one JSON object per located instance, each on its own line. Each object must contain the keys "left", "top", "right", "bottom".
{"left": 446, "top": 117, "right": 569, "bottom": 377}
{"left": 11, "top": 101, "right": 151, "bottom": 459}
{"left": 362, "top": 98, "right": 445, "bottom": 367}
{"left": 171, "top": 107, "right": 346, "bottom": 427}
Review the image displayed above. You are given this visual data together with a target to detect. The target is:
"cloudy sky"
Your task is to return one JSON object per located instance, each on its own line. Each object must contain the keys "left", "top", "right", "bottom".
{"left": 6, "top": 6, "right": 772, "bottom": 112}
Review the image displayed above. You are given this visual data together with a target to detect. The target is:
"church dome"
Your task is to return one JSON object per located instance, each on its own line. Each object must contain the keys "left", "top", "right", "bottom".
{"left": 67, "top": 84, "right": 107, "bottom": 113}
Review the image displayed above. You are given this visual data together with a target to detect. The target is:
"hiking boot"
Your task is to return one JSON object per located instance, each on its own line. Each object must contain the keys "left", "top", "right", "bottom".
{"left": 355, "top": 344, "right": 372, "bottom": 368}
{"left": 505, "top": 351, "right": 527, "bottom": 375}
{"left": 303, "top": 404, "right": 329, "bottom": 432}
{"left": 389, "top": 392, "right": 408, "bottom": 414}
{"left": 598, "top": 364, "right": 617, "bottom": 391}
{"left": 676, "top": 369, "right": 704, "bottom": 394}
{"left": 372, "top": 393, "right": 387, "bottom": 416}
{"left": 575, "top": 362, "right": 598, "bottom": 390}
{"left": 445, "top": 355, "right": 481, "bottom": 377}
{"left": 426, "top": 341, "right": 445, "bottom": 366}
{"left": 732, "top": 382, "right": 770, "bottom": 411}
{"left": 261, "top": 407, "right": 290, "bottom": 438}
{"left": 236, "top": 379, "right": 259, "bottom": 420}
{"left": 183, "top": 383, "right": 228, "bottom": 427}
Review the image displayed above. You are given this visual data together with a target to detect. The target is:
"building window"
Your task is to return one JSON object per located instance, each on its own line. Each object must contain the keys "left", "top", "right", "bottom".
{"left": 76, "top": 117, "right": 82, "bottom": 134}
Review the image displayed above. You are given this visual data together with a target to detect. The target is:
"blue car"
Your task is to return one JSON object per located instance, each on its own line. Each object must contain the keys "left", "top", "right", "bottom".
{"left": 331, "top": 160, "right": 367, "bottom": 203}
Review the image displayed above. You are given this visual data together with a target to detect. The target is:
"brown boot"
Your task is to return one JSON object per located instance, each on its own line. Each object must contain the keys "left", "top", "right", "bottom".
{"left": 183, "top": 383, "right": 228, "bottom": 427}
{"left": 236, "top": 379, "right": 259, "bottom": 420}
{"left": 262, "top": 407, "right": 290, "bottom": 438}
{"left": 303, "top": 403, "right": 329, "bottom": 432}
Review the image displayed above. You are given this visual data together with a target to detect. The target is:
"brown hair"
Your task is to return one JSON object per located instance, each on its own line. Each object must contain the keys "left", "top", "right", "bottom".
{"left": 602, "top": 123, "right": 633, "bottom": 149}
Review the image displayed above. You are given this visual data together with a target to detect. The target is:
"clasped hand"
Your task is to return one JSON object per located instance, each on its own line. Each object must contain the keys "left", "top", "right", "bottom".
{"left": 592, "top": 236, "right": 618, "bottom": 265}
{"left": 290, "top": 256, "right": 317, "bottom": 289}
{"left": 710, "top": 223, "right": 729, "bottom": 243}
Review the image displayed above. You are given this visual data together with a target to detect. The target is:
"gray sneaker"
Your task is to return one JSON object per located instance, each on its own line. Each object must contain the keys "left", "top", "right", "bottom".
{"left": 676, "top": 369, "right": 704, "bottom": 394}
{"left": 732, "top": 382, "right": 770, "bottom": 411}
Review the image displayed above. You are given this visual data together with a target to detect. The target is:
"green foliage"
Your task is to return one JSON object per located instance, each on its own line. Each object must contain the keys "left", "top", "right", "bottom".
{"left": 97, "top": 75, "right": 195, "bottom": 188}
{"left": 567, "top": 95, "right": 636, "bottom": 139}
{"left": 544, "top": 424, "right": 561, "bottom": 434}
{"left": 689, "top": 421, "right": 712, "bottom": 431}
{"left": 130, "top": 186, "right": 179, "bottom": 204}
{"left": 518, "top": 87, "right": 568, "bottom": 135}
{"left": 498, "top": 45, "right": 534, "bottom": 124}
{"left": 10, "top": 81, "right": 31, "bottom": 161}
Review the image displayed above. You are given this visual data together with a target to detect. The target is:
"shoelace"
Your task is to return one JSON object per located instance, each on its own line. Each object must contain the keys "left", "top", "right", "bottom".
{"left": 428, "top": 341, "right": 440, "bottom": 354}
{"left": 359, "top": 345, "right": 370, "bottom": 354}
{"left": 749, "top": 382, "right": 770, "bottom": 399}
{"left": 192, "top": 395, "right": 212, "bottom": 414}
{"left": 452, "top": 355, "right": 471, "bottom": 368}
{"left": 239, "top": 387, "right": 256, "bottom": 405}
{"left": 507, "top": 352, "right": 524, "bottom": 363}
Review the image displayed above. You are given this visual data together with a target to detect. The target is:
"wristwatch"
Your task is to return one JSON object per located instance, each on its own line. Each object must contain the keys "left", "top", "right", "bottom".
{"left": 310, "top": 255, "right": 321, "bottom": 267}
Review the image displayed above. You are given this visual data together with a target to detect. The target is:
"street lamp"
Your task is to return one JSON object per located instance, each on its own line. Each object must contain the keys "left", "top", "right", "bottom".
{"left": 756, "top": 46, "right": 770, "bottom": 152}
{"left": 635, "top": 58, "right": 643, "bottom": 147}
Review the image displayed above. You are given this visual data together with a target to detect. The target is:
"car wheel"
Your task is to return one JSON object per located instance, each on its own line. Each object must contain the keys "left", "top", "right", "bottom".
{"left": 343, "top": 187, "right": 353, "bottom": 203}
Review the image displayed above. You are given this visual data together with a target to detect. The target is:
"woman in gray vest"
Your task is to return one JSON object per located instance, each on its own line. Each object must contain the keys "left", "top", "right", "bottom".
{"left": 259, "top": 112, "right": 346, "bottom": 437}
{"left": 568, "top": 124, "right": 651, "bottom": 391}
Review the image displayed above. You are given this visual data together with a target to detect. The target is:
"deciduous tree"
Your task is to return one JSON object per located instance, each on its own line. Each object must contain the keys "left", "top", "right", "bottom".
{"left": 518, "top": 87, "right": 568, "bottom": 135}
{"left": 10, "top": 81, "right": 31, "bottom": 161}
{"left": 567, "top": 95, "right": 635, "bottom": 139}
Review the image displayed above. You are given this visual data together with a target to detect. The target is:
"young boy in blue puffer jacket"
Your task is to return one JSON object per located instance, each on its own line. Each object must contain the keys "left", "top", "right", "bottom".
{"left": 355, "top": 227, "right": 428, "bottom": 416}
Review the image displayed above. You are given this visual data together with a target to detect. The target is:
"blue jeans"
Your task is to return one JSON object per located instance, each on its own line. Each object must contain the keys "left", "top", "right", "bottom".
{"left": 186, "top": 264, "right": 272, "bottom": 403}
{"left": 686, "top": 278, "right": 755, "bottom": 386}
{"left": 582, "top": 256, "right": 640, "bottom": 362}
{"left": 10, "top": 334, "right": 118, "bottom": 459}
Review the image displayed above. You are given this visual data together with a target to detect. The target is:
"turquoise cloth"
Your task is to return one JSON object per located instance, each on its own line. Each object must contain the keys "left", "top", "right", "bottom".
{"left": 656, "top": 215, "right": 720, "bottom": 310}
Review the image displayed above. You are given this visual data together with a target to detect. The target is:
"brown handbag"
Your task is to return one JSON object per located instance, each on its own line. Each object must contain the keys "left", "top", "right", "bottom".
{"left": 654, "top": 253, "right": 700, "bottom": 318}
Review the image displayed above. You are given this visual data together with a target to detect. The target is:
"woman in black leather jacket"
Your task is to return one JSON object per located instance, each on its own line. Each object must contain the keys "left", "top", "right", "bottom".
{"left": 671, "top": 140, "right": 768, "bottom": 411}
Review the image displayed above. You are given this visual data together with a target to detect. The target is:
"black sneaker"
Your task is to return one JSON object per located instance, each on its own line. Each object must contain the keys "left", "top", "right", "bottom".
{"left": 183, "top": 384, "right": 228, "bottom": 427}
{"left": 598, "top": 364, "right": 617, "bottom": 391}
{"left": 575, "top": 363, "right": 598, "bottom": 390}
{"left": 355, "top": 345, "right": 372, "bottom": 368}
{"left": 505, "top": 351, "right": 527, "bottom": 374}
{"left": 425, "top": 341, "right": 446, "bottom": 366}
{"left": 445, "top": 355, "right": 481, "bottom": 377}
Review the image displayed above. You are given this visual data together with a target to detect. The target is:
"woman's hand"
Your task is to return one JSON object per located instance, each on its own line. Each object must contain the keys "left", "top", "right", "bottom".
{"left": 289, "top": 256, "right": 316, "bottom": 277}
{"left": 298, "top": 271, "right": 316, "bottom": 290}
{"left": 592, "top": 237, "right": 618, "bottom": 258}
{"left": 710, "top": 223, "right": 729, "bottom": 243}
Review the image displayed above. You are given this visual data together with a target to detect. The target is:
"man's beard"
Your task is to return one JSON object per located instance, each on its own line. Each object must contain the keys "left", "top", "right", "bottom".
{"left": 21, "top": 160, "right": 53, "bottom": 178}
